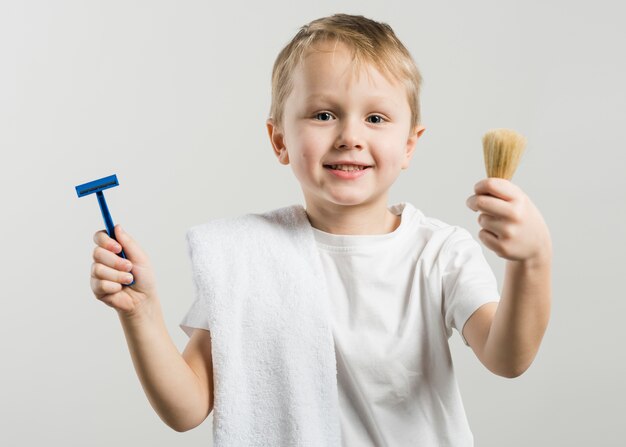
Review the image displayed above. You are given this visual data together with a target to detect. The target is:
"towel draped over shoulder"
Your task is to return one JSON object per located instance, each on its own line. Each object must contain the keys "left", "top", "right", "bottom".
{"left": 181, "top": 205, "right": 341, "bottom": 446}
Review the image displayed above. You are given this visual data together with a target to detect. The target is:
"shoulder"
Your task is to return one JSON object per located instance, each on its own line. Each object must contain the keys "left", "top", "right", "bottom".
{"left": 186, "top": 204, "right": 309, "bottom": 249}
{"left": 400, "top": 203, "right": 478, "bottom": 258}
{"left": 402, "top": 203, "right": 470, "bottom": 242}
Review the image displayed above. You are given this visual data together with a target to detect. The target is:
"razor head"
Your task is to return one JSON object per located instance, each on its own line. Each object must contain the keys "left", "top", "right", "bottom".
{"left": 75, "top": 174, "right": 119, "bottom": 198}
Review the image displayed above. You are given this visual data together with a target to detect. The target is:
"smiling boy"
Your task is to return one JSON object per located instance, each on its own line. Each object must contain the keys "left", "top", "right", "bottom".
{"left": 268, "top": 40, "right": 423, "bottom": 236}
{"left": 265, "top": 15, "right": 551, "bottom": 445}
{"left": 89, "top": 13, "right": 551, "bottom": 447}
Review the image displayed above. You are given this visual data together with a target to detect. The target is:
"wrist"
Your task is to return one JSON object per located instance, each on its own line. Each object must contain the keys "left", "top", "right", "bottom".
{"left": 117, "top": 295, "right": 163, "bottom": 328}
{"left": 509, "top": 248, "right": 552, "bottom": 271}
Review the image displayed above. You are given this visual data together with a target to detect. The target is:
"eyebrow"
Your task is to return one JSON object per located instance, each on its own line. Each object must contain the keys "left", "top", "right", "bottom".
{"left": 304, "top": 93, "right": 400, "bottom": 108}
{"left": 303, "top": 94, "right": 337, "bottom": 103}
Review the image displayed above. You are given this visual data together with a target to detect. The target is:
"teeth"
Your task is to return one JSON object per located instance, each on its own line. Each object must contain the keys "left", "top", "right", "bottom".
{"left": 329, "top": 164, "right": 366, "bottom": 171}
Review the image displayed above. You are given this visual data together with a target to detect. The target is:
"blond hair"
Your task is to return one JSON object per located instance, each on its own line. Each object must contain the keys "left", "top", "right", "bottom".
{"left": 269, "top": 14, "right": 423, "bottom": 131}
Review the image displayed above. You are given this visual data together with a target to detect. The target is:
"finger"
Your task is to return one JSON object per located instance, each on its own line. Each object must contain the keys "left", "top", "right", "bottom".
{"left": 467, "top": 194, "right": 511, "bottom": 217}
{"left": 93, "top": 230, "right": 123, "bottom": 254}
{"left": 478, "top": 228, "right": 501, "bottom": 253}
{"left": 474, "top": 178, "right": 520, "bottom": 201}
{"left": 113, "top": 225, "right": 148, "bottom": 264}
{"left": 92, "top": 246, "right": 133, "bottom": 272}
{"left": 101, "top": 291, "right": 134, "bottom": 312}
{"left": 91, "top": 276, "right": 124, "bottom": 298}
{"left": 478, "top": 213, "right": 509, "bottom": 238}
{"left": 91, "top": 262, "right": 135, "bottom": 286}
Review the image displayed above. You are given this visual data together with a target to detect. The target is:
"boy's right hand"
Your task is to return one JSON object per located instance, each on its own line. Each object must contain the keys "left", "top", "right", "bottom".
{"left": 91, "top": 224, "right": 158, "bottom": 319}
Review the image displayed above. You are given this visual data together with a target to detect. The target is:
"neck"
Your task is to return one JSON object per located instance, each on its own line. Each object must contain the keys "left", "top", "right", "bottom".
{"left": 305, "top": 198, "right": 400, "bottom": 235}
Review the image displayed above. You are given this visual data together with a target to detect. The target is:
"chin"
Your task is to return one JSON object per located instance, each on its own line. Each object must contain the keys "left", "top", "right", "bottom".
{"left": 326, "top": 194, "right": 379, "bottom": 208}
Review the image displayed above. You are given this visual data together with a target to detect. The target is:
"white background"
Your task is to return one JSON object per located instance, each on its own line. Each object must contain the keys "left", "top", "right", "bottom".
{"left": 1, "top": 1, "right": 625, "bottom": 445}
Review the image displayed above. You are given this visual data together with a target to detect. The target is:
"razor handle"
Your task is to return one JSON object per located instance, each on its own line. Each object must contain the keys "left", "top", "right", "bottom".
{"left": 96, "top": 191, "right": 128, "bottom": 260}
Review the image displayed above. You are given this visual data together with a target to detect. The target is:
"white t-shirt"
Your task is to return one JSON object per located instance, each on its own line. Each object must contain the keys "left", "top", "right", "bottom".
{"left": 312, "top": 203, "right": 500, "bottom": 447}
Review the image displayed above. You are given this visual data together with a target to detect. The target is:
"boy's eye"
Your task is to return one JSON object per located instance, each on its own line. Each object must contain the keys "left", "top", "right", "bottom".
{"left": 367, "top": 115, "right": 385, "bottom": 124}
{"left": 314, "top": 112, "right": 334, "bottom": 121}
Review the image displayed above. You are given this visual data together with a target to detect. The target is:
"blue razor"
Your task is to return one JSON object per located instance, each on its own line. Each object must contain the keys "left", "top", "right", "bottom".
{"left": 75, "top": 174, "right": 134, "bottom": 285}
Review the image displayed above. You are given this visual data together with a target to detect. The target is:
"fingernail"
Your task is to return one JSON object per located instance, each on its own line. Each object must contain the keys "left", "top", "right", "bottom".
{"left": 125, "top": 274, "right": 134, "bottom": 284}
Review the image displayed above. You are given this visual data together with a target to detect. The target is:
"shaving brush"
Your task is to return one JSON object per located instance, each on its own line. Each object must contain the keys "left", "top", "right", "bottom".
{"left": 482, "top": 129, "right": 526, "bottom": 179}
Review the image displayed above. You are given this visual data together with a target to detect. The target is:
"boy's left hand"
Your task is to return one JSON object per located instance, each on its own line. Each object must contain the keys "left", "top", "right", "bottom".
{"left": 466, "top": 178, "right": 552, "bottom": 263}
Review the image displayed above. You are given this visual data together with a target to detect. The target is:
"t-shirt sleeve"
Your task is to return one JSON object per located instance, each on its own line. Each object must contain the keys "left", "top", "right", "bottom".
{"left": 179, "top": 226, "right": 213, "bottom": 338}
{"left": 180, "top": 295, "right": 211, "bottom": 338}
{"left": 441, "top": 227, "right": 500, "bottom": 346}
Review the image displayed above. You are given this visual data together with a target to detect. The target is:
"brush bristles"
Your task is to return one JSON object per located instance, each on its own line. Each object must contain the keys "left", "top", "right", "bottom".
{"left": 482, "top": 128, "right": 526, "bottom": 180}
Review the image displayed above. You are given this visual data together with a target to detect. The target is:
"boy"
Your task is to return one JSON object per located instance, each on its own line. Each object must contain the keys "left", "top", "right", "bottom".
{"left": 89, "top": 13, "right": 551, "bottom": 446}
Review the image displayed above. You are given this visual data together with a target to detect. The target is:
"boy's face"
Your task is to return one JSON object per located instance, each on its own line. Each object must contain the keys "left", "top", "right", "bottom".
{"left": 267, "top": 41, "right": 425, "bottom": 214}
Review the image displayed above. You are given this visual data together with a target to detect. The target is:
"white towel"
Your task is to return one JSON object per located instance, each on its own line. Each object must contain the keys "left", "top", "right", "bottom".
{"left": 181, "top": 205, "right": 341, "bottom": 446}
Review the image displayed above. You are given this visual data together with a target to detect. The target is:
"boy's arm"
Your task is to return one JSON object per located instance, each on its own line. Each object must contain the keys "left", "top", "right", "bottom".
{"left": 119, "top": 306, "right": 214, "bottom": 432}
{"left": 91, "top": 225, "right": 213, "bottom": 432}
{"left": 463, "top": 178, "right": 552, "bottom": 378}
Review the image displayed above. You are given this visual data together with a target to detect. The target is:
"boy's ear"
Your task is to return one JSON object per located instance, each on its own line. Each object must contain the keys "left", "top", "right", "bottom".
{"left": 266, "top": 119, "right": 290, "bottom": 165}
{"left": 402, "top": 125, "right": 426, "bottom": 169}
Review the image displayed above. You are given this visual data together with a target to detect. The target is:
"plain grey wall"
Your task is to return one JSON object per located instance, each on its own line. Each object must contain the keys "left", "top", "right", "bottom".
{"left": 1, "top": 0, "right": 625, "bottom": 445}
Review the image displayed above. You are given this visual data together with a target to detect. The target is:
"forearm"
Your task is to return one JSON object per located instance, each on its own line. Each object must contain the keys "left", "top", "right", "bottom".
{"left": 118, "top": 299, "right": 208, "bottom": 431}
{"left": 483, "top": 253, "right": 552, "bottom": 377}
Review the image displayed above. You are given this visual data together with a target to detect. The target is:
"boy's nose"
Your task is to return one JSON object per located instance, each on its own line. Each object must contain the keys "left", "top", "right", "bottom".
{"left": 334, "top": 118, "right": 364, "bottom": 151}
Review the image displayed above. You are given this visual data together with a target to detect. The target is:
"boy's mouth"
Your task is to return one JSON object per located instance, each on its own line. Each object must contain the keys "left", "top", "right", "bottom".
{"left": 323, "top": 164, "right": 372, "bottom": 172}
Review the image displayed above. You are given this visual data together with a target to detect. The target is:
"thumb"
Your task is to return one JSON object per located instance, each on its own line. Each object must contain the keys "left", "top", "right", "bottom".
{"left": 114, "top": 224, "right": 148, "bottom": 264}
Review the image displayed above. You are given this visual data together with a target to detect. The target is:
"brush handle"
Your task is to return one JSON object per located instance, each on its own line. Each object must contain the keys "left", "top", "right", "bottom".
{"left": 96, "top": 191, "right": 134, "bottom": 286}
